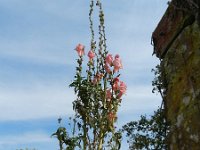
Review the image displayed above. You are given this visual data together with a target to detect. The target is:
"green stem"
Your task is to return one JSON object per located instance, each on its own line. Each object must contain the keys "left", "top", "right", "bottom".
{"left": 83, "top": 123, "right": 87, "bottom": 150}
{"left": 97, "top": 130, "right": 103, "bottom": 150}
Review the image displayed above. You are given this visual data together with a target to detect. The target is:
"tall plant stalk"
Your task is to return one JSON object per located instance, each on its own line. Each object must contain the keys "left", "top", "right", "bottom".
{"left": 53, "top": 0, "right": 126, "bottom": 149}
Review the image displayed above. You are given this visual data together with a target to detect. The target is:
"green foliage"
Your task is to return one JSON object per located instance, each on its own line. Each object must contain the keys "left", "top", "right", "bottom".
{"left": 151, "top": 64, "right": 167, "bottom": 98}
{"left": 122, "top": 107, "right": 169, "bottom": 150}
{"left": 52, "top": 126, "right": 80, "bottom": 150}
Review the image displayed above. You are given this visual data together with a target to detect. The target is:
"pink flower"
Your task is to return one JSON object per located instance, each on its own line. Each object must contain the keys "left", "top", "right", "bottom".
{"left": 75, "top": 43, "right": 85, "bottom": 56}
{"left": 113, "top": 77, "right": 120, "bottom": 91}
{"left": 105, "top": 54, "right": 113, "bottom": 66}
{"left": 117, "top": 81, "right": 127, "bottom": 99}
{"left": 113, "top": 54, "right": 122, "bottom": 72}
{"left": 88, "top": 50, "right": 95, "bottom": 61}
{"left": 119, "top": 81, "right": 127, "bottom": 94}
{"left": 113, "top": 77, "right": 119, "bottom": 83}
{"left": 104, "top": 64, "right": 111, "bottom": 74}
{"left": 106, "top": 89, "right": 112, "bottom": 101}
{"left": 115, "top": 54, "right": 120, "bottom": 59}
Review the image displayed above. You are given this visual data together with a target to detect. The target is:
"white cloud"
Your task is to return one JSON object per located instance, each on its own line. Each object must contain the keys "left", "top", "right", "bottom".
{"left": 0, "top": 131, "right": 58, "bottom": 150}
{"left": 0, "top": 0, "right": 89, "bottom": 66}
{"left": 119, "top": 85, "right": 161, "bottom": 115}
{"left": 0, "top": 39, "right": 70, "bottom": 65}
{"left": 0, "top": 82, "right": 75, "bottom": 121}
{"left": 0, "top": 132, "right": 51, "bottom": 145}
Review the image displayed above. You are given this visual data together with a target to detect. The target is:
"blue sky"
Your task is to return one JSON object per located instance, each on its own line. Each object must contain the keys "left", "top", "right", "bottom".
{"left": 0, "top": 0, "right": 168, "bottom": 149}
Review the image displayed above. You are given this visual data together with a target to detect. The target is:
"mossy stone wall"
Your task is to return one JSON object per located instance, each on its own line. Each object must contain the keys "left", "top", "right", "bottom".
{"left": 152, "top": 1, "right": 200, "bottom": 149}
{"left": 163, "top": 22, "right": 200, "bottom": 150}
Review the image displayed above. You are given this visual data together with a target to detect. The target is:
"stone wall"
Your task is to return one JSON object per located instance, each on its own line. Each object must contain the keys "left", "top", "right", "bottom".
{"left": 152, "top": 0, "right": 200, "bottom": 149}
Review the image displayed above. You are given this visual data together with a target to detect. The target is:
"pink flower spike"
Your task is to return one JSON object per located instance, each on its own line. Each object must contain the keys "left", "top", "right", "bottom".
{"left": 105, "top": 54, "right": 113, "bottom": 66}
{"left": 113, "top": 55, "right": 122, "bottom": 72}
{"left": 75, "top": 43, "right": 85, "bottom": 56}
{"left": 88, "top": 50, "right": 95, "bottom": 61}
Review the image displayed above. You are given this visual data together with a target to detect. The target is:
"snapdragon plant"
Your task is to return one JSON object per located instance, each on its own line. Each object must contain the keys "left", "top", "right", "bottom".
{"left": 52, "top": 0, "right": 126, "bottom": 149}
